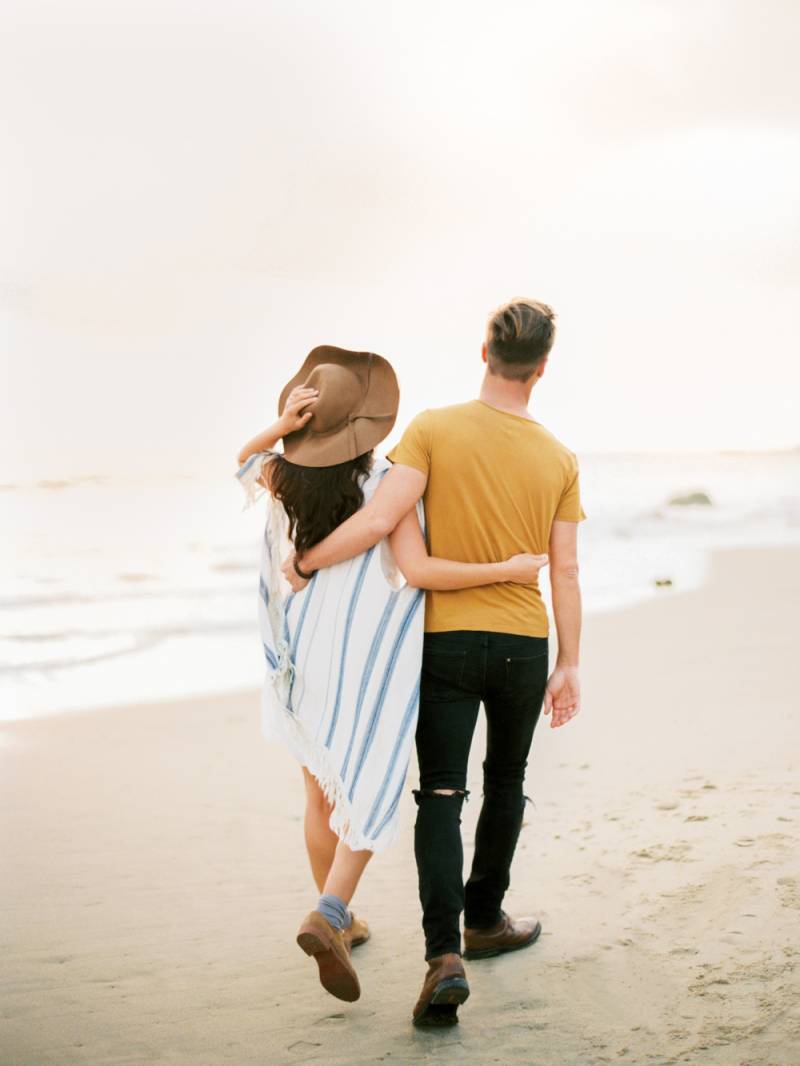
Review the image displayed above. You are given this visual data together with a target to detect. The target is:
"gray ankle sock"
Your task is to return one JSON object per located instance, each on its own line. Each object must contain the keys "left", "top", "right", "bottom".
{"left": 316, "top": 893, "right": 351, "bottom": 931}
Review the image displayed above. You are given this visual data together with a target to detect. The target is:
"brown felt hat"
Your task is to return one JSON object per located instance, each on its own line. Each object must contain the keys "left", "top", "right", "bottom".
{"left": 278, "top": 346, "right": 400, "bottom": 468}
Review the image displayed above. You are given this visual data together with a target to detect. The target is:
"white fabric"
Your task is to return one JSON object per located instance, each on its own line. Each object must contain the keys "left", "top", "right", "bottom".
{"left": 236, "top": 452, "right": 425, "bottom": 853}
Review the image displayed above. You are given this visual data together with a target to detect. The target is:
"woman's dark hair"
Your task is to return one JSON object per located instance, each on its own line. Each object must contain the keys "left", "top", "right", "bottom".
{"left": 269, "top": 451, "right": 375, "bottom": 556}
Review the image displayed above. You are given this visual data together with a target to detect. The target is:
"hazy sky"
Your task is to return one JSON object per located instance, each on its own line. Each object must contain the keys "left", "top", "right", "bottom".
{"left": 1, "top": 0, "right": 798, "bottom": 480}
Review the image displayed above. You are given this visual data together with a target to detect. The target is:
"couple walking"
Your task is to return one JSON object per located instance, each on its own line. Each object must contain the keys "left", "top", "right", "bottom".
{"left": 236, "top": 297, "right": 585, "bottom": 1026}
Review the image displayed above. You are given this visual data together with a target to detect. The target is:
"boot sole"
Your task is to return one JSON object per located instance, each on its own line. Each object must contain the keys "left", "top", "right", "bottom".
{"left": 463, "top": 920, "right": 542, "bottom": 960}
{"left": 413, "top": 976, "right": 470, "bottom": 1027}
{"left": 297, "top": 929, "right": 361, "bottom": 1002}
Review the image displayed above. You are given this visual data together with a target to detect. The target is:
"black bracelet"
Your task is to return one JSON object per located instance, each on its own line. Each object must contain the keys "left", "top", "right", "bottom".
{"left": 294, "top": 558, "right": 316, "bottom": 581}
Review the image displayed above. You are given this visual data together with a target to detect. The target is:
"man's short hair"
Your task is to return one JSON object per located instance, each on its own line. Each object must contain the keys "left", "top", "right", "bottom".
{"left": 486, "top": 298, "right": 557, "bottom": 381}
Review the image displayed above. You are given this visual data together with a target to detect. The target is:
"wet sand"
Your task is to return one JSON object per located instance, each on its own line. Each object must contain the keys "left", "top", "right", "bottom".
{"left": 2, "top": 545, "right": 799, "bottom": 1065}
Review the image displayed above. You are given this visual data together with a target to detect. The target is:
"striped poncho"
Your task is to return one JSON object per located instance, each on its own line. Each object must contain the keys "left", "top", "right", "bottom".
{"left": 236, "top": 452, "right": 425, "bottom": 853}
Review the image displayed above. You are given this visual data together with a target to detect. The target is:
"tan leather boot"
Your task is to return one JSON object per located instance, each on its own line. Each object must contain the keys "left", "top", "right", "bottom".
{"left": 342, "top": 913, "right": 370, "bottom": 950}
{"left": 296, "top": 911, "right": 361, "bottom": 1002}
{"left": 412, "top": 953, "right": 470, "bottom": 1027}
{"left": 463, "top": 911, "right": 542, "bottom": 960}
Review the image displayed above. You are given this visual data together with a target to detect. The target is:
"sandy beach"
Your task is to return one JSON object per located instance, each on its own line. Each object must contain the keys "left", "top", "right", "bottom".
{"left": 2, "top": 544, "right": 799, "bottom": 1066}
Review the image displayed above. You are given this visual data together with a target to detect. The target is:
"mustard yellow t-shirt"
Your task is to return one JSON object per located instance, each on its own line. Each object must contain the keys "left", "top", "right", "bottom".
{"left": 386, "top": 400, "right": 586, "bottom": 637}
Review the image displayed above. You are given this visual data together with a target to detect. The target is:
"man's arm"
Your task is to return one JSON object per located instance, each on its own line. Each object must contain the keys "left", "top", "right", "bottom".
{"left": 283, "top": 463, "right": 427, "bottom": 588}
{"left": 544, "top": 519, "right": 582, "bottom": 728}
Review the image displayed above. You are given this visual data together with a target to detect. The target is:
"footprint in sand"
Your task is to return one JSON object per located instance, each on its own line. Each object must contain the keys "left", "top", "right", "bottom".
{"left": 564, "top": 872, "right": 595, "bottom": 886}
{"left": 632, "top": 843, "right": 693, "bottom": 863}
{"left": 679, "top": 782, "right": 718, "bottom": 799}
{"left": 776, "top": 877, "right": 800, "bottom": 909}
{"left": 737, "top": 832, "right": 792, "bottom": 852}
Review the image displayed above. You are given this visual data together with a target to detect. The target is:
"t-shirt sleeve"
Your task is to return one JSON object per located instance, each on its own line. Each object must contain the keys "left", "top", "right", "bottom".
{"left": 554, "top": 457, "right": 587, "bottom": 522}
{"left": 385, "top": 412, "right": 432, "bottom": 478}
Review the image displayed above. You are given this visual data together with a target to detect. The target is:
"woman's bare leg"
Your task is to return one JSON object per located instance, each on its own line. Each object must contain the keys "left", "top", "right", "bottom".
{"left": 302, "top": 767, "right": 338, "bottom": 892}
{"left": 302, "top": 767, "right": 374, "bottom": 904}
{"left": 322, "top": 841, "right": 373, "bottom": 904}
{"left": 297, "top": 770, "right": 374, "bottom": 1002}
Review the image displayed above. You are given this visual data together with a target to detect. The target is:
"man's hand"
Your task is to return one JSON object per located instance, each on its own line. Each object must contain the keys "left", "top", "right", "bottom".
{"left": 543, "top": 664, "right": 581, "bottom": 728}
{"left": 282, "top": 550, "right": 310, "bottom": 592}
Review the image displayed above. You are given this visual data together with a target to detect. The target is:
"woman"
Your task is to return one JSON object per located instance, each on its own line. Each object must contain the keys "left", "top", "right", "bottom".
{"left": 236, "top": 346, "right": 546, "bottom": 1003}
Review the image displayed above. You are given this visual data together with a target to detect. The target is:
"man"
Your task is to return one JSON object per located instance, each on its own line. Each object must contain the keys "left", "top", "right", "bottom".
{"left": 284, "top": 298, "right": 585, "bottom": 1026}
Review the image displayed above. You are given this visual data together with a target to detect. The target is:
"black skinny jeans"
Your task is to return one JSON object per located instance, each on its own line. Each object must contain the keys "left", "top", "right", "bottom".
{"left": 414, "top": 630, "right": 549, "bottom": 960}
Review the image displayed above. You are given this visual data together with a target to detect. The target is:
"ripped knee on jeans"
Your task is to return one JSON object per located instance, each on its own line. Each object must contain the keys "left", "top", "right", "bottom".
{"left": 413, "top": 787, "right": 470, "bottom": 803}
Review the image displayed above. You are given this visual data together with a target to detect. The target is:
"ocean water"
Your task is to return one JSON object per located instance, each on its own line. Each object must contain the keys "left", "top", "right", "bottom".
{"left": 1, "top": 450, "right": 798, "bottom": 720}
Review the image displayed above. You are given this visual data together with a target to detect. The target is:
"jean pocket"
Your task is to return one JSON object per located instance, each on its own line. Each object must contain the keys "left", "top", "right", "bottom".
{"left": 421, "top": 649, "right": 468, "bottom": 701}
{"left": 504, "top": 652, "right": 549, "bottom": 690}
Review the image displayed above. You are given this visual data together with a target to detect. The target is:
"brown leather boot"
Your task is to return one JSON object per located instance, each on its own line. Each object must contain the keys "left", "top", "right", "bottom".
{"left": 463, "top": 911, "right": 542, "bottom": 960}
{"left": 342, "top": 913, "right": 370, "bottom": 950}
{"left": 296, "top": 911, "right": 361, "bottom": 1002}
{"left": 412, "top": 953, "right": 470, "bottom": 1028}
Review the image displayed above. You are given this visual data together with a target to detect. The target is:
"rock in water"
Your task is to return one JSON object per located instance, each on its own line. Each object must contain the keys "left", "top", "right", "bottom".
{"left": 667, "top": 491, "right": 713, "bottom": 506}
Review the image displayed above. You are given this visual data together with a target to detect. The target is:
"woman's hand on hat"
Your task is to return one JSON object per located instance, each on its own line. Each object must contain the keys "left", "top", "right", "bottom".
{"left": 278, "top": 386, "right": 319, "bottom": 436}
{"left": 501, "top": 552, "right": 549, "bottom": 584}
